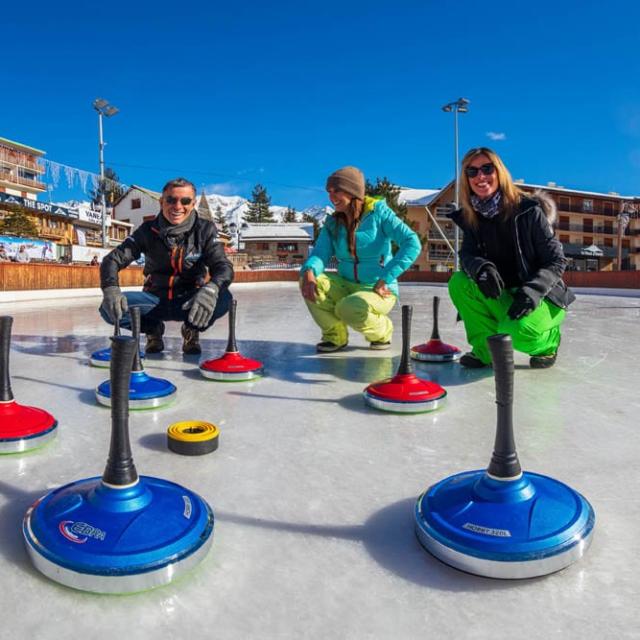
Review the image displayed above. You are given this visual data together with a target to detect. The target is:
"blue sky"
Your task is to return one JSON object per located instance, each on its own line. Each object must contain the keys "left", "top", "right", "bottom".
{"left": 2, "top": 0, "right": 639, "bottom": 209}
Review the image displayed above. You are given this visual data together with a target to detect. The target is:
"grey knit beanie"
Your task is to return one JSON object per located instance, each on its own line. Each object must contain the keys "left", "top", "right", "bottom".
{"left": 326, "top": 166, "right": 365, "bottom": 200}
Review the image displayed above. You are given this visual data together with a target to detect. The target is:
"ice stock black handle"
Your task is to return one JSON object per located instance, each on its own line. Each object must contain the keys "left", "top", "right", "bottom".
{"left": 0, "top": 316, "right": 14, "bottom": 402}
{"left": 430, "top": 296, "right": 441, "bottom": 341}
{"left": 226, "top": 298, "right": 238, "bottom": 353}
{"left": 398, "top": 305, "right": 413, "bottom": 376}
{"left": 102, "top": 335, "right": 139, "bottom": 487}
{"left": 129, "top": 306, "right": 143, "bottom": 372}
{"left": 486, "top": 334, "right": 522, "bottom": 479}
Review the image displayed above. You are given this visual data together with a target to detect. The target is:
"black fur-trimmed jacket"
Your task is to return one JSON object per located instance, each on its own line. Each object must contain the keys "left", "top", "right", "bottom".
{"left": 100, "top": 213, "right": 234, "bottom": 300}
{"left": 449, "top": 192, "right": 575, "bottom": 309}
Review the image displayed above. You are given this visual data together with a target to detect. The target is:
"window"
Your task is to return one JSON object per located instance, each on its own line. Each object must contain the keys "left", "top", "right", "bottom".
{"left": 583, "top": 199, "right": 593, "bottom": 212}
{"left": 584, "top": 236, "right": 593, "bottom": 246}
{"left": 558, "top": 196, "right": 570, "bottom": 210}
{"left": 259, "top": 242, "right": 270, "bottom": 251}
{"left": 131, "top": 198, "right": 141, "bottom": 209}
{"left": 603, "top": 201, "right": 613, "bottom": 215}
{"left": 604, "top": 238, "right": 613, "bottom": 247}
{"left": 277, "top": 243, "right": 298, "bottom": 252}
{"left": 559, "top": 235, "right": 569, "bottom": 243}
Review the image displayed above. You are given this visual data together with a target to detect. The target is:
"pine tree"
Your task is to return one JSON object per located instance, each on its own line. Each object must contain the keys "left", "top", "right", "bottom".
{"left": 366, "top": 177, "right": 426, "bottom": 249}
{"left": 91, "top": 167, "right": 125, "bottom": 207}
{"left": 283, "top": 206, "right": 297, "bottom": 223}
{"left": 215, "top": 205, "right": 231, "bottom": 236}
{"left": 302, "top": 213, "right": 320, "bottom": 242}
{"left": 0, "top": 205, "right": 39, "bottom": 237}
{"left": 244, "top": 184, "right": 274, "bottom": 223}
{"left": 365, "top": 177, "right": 408, "bottom": 220}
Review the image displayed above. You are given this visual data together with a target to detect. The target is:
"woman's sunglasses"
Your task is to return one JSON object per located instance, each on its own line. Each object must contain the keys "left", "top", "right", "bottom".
{"left": 464, "top": 163, "right": 495, "bottom": 178}
{"left": 164, "top": 195, "right": 194, "bottom": 205}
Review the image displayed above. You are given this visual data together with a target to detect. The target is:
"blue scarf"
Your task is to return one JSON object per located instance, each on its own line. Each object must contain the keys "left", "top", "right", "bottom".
{"left": 471, "top": 190, "right": 502, "bottom": 219}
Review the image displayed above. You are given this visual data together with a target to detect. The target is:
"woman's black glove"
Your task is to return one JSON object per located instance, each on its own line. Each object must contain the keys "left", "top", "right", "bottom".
{"left": 507, "top": 289, "right": 536, "bottom": 320}
{"left": 475, "top": 263, "right": 504, "bottom": 299}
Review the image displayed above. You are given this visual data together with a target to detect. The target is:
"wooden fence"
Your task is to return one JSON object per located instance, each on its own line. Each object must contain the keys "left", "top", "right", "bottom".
{"left": 1, "top": 262, "right": 639, "bottom": 291}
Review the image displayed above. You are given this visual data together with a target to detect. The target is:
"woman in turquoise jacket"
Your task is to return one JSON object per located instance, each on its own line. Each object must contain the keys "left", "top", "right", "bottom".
{"left": 300, "top": 166, "right": 421, "bottom": 352}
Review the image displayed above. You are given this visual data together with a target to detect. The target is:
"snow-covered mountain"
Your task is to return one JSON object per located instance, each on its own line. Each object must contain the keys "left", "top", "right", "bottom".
{"left": 204, "top": 193, "right": 332, "bottom": 227}
{"left": 58, "top": 192, "right": 333, "bottom": 228}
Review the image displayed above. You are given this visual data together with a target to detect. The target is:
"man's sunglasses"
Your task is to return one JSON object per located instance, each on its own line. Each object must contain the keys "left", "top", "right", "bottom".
{"left": 464, "top": 163, "right": 495, "bottom": 178}
{"left": 164, "top": 195, "right": 194, "bottom": 205}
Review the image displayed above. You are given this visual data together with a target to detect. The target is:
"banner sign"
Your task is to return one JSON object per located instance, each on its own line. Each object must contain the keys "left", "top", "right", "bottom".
{"left": 0, "top": 235, "right": 56, "bottom": 261}
{"left": 77, "top": 206, "right": 105, "bottom": 225}
{"left": 0, "top": 192, "right": 79, "bottom": 219}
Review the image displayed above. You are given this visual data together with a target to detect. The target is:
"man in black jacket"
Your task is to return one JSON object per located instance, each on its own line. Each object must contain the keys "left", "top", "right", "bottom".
{"left": 99, "top": 177, "right": 233, "bottom": 355}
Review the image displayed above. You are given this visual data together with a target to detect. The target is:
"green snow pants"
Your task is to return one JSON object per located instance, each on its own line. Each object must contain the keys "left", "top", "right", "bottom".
{"left": 302, "top": 272, "right": 397, "bottom": 346}
{"left": 448, "top": 271, "right": 565, "bottom": 365}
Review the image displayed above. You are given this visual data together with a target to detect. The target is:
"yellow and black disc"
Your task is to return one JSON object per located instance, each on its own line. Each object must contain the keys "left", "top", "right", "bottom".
{"left": 167, "top": 421, "right": 219, "bottom": 456}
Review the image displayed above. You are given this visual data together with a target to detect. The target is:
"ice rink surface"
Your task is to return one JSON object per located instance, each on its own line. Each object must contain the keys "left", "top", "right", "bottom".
{"left": 1, "top": 282, "right": 639, "bottom": 639}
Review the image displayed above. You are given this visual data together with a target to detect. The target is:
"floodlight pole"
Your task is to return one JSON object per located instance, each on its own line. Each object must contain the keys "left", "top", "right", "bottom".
{"left": 93, "top": 98, "right": 119, "bottom": 248}
{"left": 442, "top": 98, "right": 469, "bottom": 271}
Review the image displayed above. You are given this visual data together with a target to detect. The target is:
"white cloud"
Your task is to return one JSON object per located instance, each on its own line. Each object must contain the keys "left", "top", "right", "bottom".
{"left": 203, "top": 181, "right": 249, "bottom": 196}
{"left": 486, "top": 131, "right": 506, "bottom": 141}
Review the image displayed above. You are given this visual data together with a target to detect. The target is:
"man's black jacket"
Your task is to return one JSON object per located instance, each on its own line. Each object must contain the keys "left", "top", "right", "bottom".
{"left": 100, "top": 213, "right": 234, "bottom": 300}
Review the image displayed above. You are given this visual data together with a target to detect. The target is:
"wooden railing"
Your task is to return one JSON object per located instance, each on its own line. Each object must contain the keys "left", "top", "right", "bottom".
{"left": 1, "top": 262, "right": 638, "bottom": 291}
{"left": 0, "top": 262, "right": 144, "bottom": 291}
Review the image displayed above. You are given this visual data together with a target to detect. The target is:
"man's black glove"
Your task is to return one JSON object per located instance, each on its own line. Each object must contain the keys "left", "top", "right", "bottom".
{"left": 475, "top": 263, "right": 504, "bottom": 299}
{"left": 507, "top": 289, "right": 536, "bottom": 320}
{"left": 100, "top": 286, "right": 128, "bottom": 323}
{"left": 182, "top": 283, "right": 219, "bottom": 329}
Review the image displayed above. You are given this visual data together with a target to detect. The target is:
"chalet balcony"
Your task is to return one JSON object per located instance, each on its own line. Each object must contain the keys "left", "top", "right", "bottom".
{"left": 0, "top": 148, "right": 45, "bottom": 173}
{"left": 0, "top": 168, "right": 46, "bottom": 191}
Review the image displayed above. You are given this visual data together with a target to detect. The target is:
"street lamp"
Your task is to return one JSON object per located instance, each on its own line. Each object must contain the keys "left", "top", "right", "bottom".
{"left": 93, "top": 97, "right": 119, "bottom": 248}
{"left": 442, "top": 97, "right": 469, "bottom": 271}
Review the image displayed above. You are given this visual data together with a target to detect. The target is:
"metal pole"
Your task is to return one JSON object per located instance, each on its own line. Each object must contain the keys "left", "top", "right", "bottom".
{"left": 98, "top": 111, "right": 108, "bottom": 248}
{"left": 453, "top": 107, "right": 460, "bottom": 271}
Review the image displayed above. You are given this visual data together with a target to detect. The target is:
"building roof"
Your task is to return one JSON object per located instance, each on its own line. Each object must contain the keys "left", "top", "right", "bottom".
{"left": 241, "top": 223, "right": 314, "bottom": 242}
{"left": 517, "top": 181, "right": 635, "bottom": 200}
{"left": 398, "top": 187, "right": 441, "bottom": 206}
{"left": 0, "top": 136, "right": 46, "bottom": 156}
{"left": 112, "top": 184, "right": 162, "bottom": 208}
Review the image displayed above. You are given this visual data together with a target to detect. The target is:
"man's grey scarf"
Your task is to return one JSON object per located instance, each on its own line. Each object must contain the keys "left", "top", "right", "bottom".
{"left": 158, "top": 211, "right": 196, "bottom": 246}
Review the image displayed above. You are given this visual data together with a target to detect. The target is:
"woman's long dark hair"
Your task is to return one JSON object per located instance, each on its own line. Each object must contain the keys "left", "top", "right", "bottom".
{"left": 332, "top": 198, "right": 365, "bottom": 256}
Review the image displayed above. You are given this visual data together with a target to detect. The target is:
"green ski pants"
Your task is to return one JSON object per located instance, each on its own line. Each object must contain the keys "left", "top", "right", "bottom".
{"left": 301, "top": 272, "right": 397, "bottom": 346}
{"left": 448, "top": 271, "right": 565, "bottom": 365}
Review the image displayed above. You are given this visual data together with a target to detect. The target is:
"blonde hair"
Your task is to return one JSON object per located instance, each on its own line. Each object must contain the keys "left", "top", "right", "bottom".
{"left": 459, "top": 147, "right": 523, "bottom": 229}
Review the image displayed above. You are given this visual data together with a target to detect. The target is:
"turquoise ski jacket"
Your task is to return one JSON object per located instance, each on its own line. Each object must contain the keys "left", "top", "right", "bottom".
{"left": 301, "top": 197, "right": 421, "bottom": 296}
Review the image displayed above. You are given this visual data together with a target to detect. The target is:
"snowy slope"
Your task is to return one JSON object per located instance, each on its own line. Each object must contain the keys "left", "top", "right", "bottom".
{"left": 205, "top": 193, "right": 332, "bottom": 227}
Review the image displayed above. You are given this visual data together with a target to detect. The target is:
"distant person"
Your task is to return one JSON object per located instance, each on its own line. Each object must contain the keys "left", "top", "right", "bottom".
{"left": 15, "top": 245, "right": 31, "bottom": 264}
{"left": 90, "top": 255, "right": 99, "bottom": 266}
{"left": 99, "top": 177, "right": 233, "bottom": 355}
{"left": 448, "top": 147, "right": 574, "bottom": 369}
{"left": 300, "top": 166, "right": 420, "bottom": 352}
{"left": 0, "top": 245, "right": 9, "bottom": 262}
{"left": 41, "top": 241, "right": 52, "bottom": 260}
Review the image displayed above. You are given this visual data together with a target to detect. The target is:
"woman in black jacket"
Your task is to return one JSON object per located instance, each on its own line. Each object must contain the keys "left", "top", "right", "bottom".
{"left": 448, "top": 147, "right": 574, "bottom": 369}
